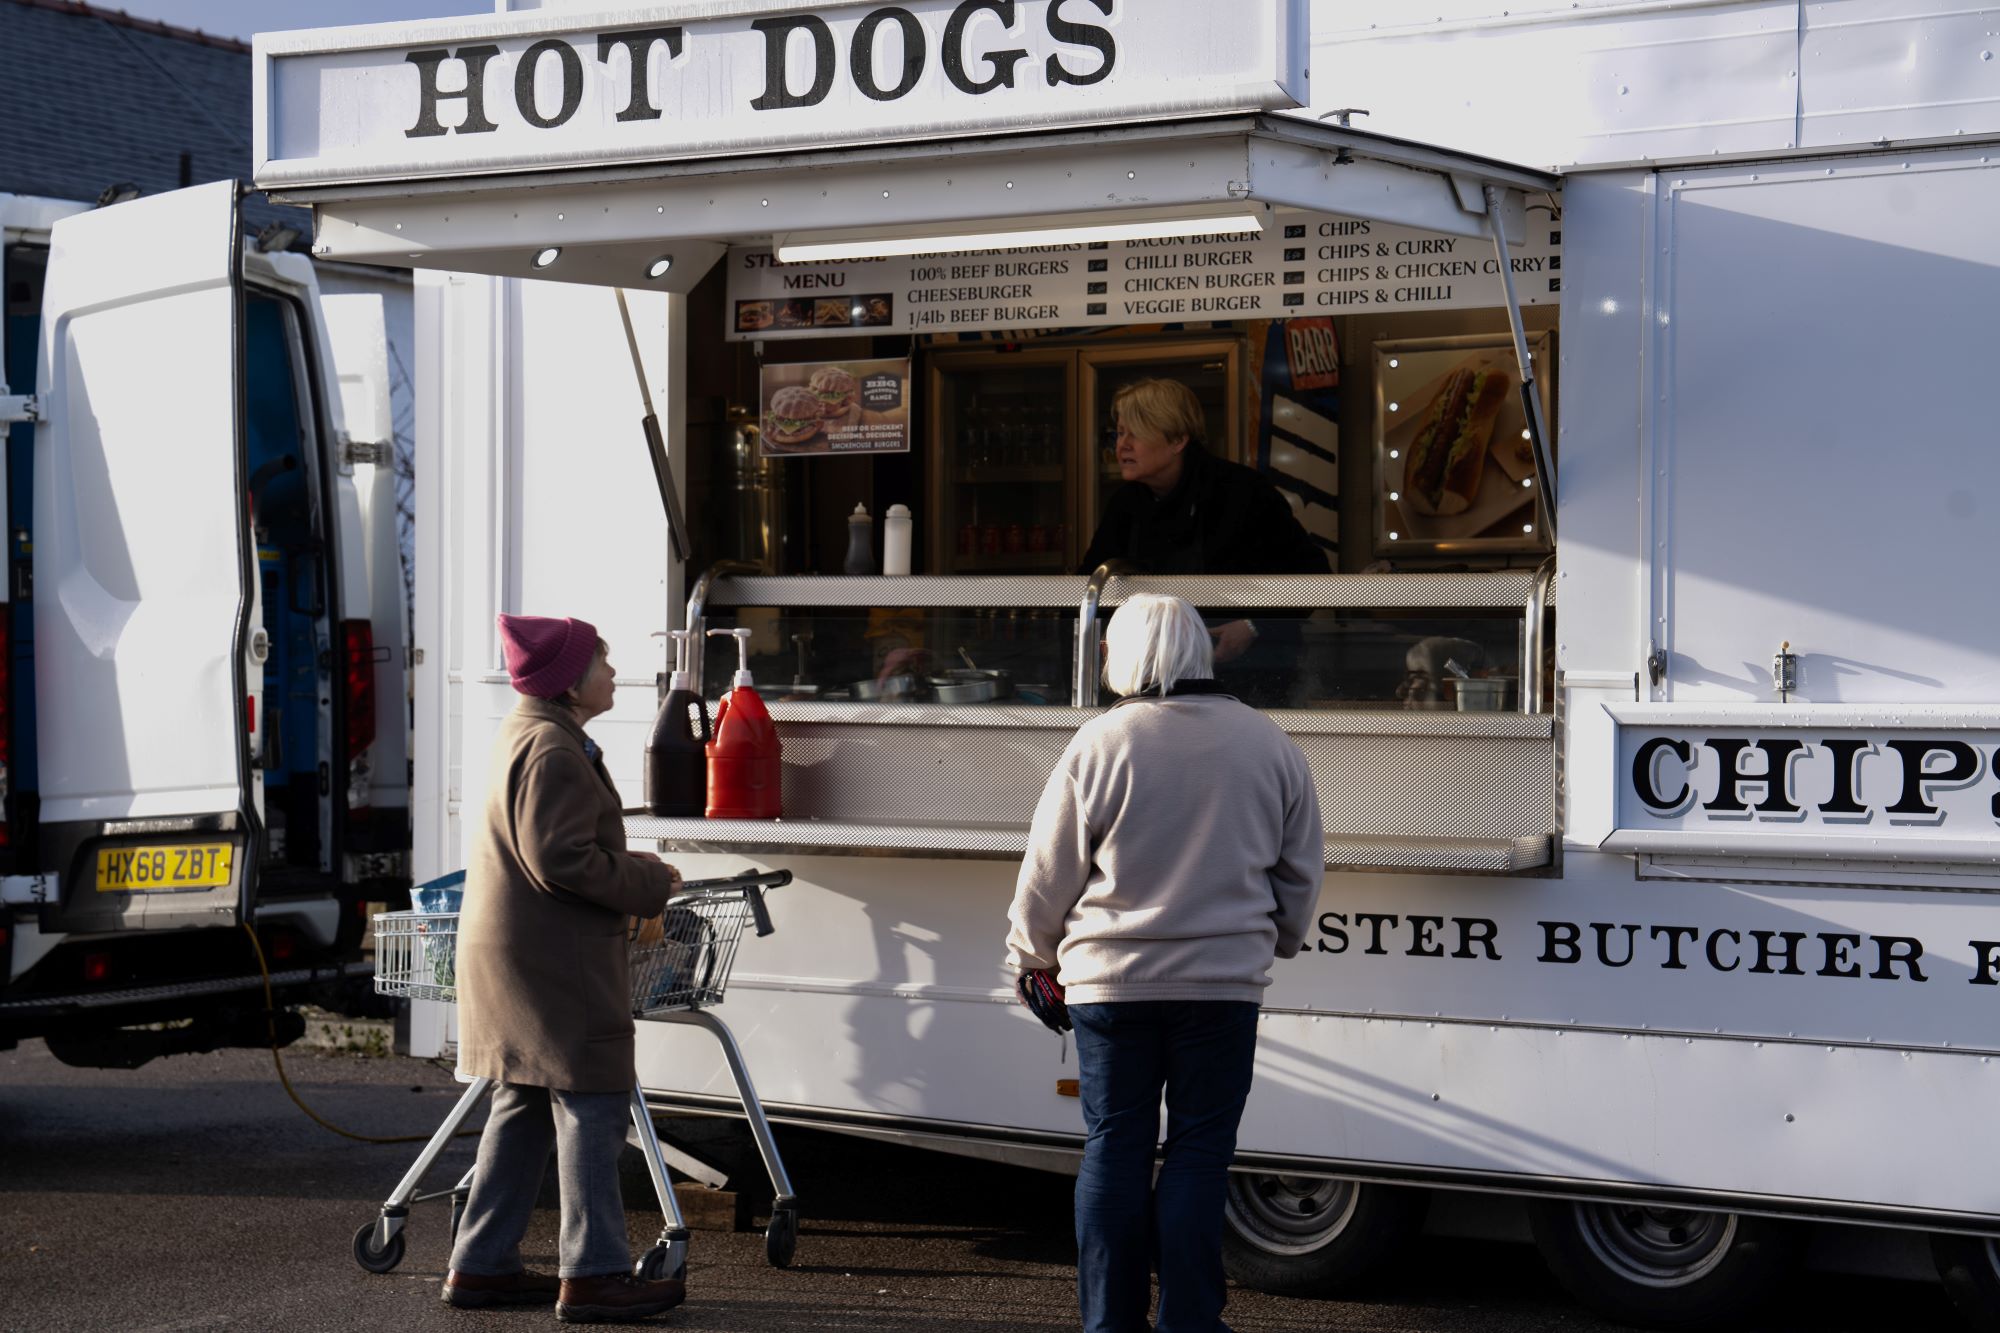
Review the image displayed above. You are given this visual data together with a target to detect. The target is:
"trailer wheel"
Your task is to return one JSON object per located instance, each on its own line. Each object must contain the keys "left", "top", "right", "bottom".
{"left": 1528, "top": 1200, "right": 1796, "bottom": 1328}
{"left": 351, "top": 1221, "right": 405, "bottom": 1274}
{"left": 1930, "top": 1231, "right": 2000, "bottom": 1330}
{"left": 1220, "top": 1175, "right": 1427, "bottom": 1295}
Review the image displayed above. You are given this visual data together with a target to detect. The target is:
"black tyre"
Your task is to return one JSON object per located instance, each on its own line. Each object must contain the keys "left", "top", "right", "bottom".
{"left": 1528, "top": 1199, "right": 1798, "bottom": 1329}
{"left": 766, "top": 1206, "right": 799, "bottom": 1269}
{"left": 352, "top": 1221, "right": 406, "bottom": 1274}
{"left": 1931, "top": 1231, "right": 2000, "bottom": 1331}
{"left": 636, "top": 1243, "right": 686, "bottom": 1283}
{"left": 1220, "top": 1175, "right": 1428, "bottom": 1296}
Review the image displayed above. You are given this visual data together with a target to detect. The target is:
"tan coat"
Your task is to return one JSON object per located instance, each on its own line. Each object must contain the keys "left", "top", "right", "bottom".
{"left": 457, "top": 697, "right": 672, "bottom": 1093}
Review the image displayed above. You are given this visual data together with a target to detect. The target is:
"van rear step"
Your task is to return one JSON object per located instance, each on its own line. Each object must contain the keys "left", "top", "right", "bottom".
{"left": 0, "top": 959, "right": 371, "bottom": 1016}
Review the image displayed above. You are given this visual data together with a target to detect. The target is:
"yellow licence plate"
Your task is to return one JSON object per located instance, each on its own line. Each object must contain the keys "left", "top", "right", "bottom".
{"left": 96, "top": 844, "right": 234, "bottom": 892}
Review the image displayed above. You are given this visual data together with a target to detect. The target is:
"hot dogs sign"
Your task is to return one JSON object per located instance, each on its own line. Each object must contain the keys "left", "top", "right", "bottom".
{"left": 254, "top": 0, "right": 1308, "bottom": 188}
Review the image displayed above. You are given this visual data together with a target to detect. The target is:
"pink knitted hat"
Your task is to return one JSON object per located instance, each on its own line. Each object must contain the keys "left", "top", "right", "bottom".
{"left": 497, "top": 614, "right": 600, "bottom": 699}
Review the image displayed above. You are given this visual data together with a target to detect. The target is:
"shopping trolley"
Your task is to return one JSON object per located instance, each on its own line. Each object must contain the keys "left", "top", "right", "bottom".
{"left": 351, "top": 868, "right": 798, "bottom": 1281}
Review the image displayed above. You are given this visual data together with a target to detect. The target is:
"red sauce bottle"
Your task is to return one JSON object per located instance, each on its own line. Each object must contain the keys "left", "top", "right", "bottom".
{"left": 705, "top": 628, "right": 782, "bottom": 820}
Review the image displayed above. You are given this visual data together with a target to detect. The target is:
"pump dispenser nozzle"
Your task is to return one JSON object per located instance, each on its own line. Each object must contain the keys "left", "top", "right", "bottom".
{"left": 707, "top": 626, "right": 756, "bottom": 688}
{"left": 667, "top": 630, "right": 694, "bottom": 693}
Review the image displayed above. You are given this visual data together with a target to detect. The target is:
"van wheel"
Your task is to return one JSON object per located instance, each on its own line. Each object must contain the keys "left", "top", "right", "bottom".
{"left": 1220, "top": 1175, "right": 1427, "bottom": 1295}
{"left": 1528, "top": 1200, "right": 1797, "bottom": 1328}
{"left": 1930, "top": 1231, "right": 2000, "bottom": 1330}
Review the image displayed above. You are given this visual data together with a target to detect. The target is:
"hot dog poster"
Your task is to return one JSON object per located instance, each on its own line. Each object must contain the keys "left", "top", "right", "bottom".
{"left": 758, "top": 357, "right": 912, "bottom": 458}
{"left": 1373, "top": 333, "right": 1553, "bottom": 555}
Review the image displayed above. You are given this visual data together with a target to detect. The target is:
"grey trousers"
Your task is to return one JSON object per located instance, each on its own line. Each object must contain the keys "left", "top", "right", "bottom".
{"left": 449, "top": 1081, "right": 633, "bottom": 1280}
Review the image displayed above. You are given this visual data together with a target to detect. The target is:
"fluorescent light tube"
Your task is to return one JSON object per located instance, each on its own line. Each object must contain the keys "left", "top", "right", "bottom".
{"left": 775, "top": 212, "right": 1266, "bottom": 264}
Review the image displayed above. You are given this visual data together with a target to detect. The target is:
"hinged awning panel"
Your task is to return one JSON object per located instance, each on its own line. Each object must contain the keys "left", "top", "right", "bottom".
{"left": 292, "top": 116, "right": 1557, "bottom": 290}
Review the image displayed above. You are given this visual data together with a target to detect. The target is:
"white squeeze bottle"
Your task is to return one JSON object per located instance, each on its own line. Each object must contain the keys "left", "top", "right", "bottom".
{"left": 883, "top": 504, "right": 913, "bottom": 576}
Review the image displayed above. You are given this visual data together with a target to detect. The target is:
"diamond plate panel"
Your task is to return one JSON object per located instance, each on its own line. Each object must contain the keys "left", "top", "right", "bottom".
{"left": 682, "top": 720, "right": 1554, "bottom": 840}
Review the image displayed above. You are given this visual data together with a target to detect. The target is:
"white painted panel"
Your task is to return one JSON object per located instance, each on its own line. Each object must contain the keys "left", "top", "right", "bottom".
{"left": 33, "top": 183, "right": 247, "bottom": 823}
{"left": 1657, "top": 150, "right": 2000, "bottom": 702}
{"left": 1802, "top": 1, "right": 2000, "bottom": 147}
{"left": 1305, "top": 1, "right": 1798, "bottom": 168}
{"left": 636, "top": 850, "right": 2000, "bottom": 1215}
{"left": 506, "top": 279, "right": 671, "bottom": 758}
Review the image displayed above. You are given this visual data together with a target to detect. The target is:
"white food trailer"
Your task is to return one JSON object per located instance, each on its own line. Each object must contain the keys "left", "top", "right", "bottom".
{"left": 254, "top": 1, "right": 2000, "bottom": 1325}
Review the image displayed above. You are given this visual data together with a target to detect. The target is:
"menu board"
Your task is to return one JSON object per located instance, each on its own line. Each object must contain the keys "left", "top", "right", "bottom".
{"left": 725, "top": 214, "right": 1561, "bottom": 340}
{"left": 758, "top": 357, "right": 911, "bottom": 457}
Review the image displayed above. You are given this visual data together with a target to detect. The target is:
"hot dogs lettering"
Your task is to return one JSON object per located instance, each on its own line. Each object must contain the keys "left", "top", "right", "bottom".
{"left": 403, "top": 1, "right": 1119, "bottom": 139}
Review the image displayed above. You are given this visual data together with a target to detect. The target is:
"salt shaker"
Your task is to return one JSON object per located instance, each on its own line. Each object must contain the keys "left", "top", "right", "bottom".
{"left": 883, "top": 504, "right": 913, "bottom": 576}
{"left": 844, "top": 503, "right": 875, "bottom": 575}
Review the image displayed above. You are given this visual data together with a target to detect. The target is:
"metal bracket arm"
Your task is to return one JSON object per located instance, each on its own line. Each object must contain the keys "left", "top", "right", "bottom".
{"left": 1482, "top": 184, "right": 1558, "bottom": 543}
{"left": 0, "top": 395, "right": 38, "bottom": 424}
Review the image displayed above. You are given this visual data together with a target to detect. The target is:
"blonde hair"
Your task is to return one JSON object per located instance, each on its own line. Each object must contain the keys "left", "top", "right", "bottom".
{"left": 1103, "top": 594, "right": 1214, "bottom": 698}
{"left": 1112, "top": 378, "right": 1206, "bottom": 447}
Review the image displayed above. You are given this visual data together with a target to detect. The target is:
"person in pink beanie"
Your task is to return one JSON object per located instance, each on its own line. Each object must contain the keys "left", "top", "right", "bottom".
{"left": 444, "top": 613, "right": 689, "bottom": 1323}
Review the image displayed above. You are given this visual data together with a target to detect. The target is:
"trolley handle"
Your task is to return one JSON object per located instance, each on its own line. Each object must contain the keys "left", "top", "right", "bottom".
{"left": 677, "top": 868, "right": 789, "bottom": 937}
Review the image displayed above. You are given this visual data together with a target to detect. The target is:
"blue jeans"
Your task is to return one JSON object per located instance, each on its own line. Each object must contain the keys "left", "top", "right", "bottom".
{"left": 1070, "top": 1001, "right": 1260, "bottom": 1333}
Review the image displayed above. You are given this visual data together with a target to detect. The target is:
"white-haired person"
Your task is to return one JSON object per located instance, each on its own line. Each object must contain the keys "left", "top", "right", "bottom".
{"left": 1005, "top": 594, "right": 1324, "bottom": 1333}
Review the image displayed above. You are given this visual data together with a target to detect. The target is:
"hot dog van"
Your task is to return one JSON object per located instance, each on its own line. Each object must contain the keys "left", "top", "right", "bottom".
{"left": 253, "top": 0, "right": 2000, "bottom": 1325}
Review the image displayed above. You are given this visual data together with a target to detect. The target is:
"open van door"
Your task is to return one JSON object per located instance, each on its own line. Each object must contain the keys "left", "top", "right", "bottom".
{"left": 33, "top": 181, "right": 256, "bottom": 933}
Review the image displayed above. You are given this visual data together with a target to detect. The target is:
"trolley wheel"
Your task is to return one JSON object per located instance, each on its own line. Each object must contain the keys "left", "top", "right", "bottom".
{"left": 765, "top": 1205, "right": 799, "bottom": 1269}
{"left": 636, "top": 1242, "right": 686, "bottom": 1284}
{"left": 352, "top": 1221, "right": 406, "bottom": 1274}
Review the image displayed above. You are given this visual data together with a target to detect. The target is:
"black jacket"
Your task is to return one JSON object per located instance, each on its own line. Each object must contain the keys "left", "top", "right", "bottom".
{"left": 1079, "top": 446, "right": 1328, "bottom": 576}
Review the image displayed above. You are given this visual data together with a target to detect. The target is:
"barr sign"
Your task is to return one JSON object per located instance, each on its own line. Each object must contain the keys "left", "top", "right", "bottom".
{"left": 254, "top": 0, "right": 1308, "bottom": 189}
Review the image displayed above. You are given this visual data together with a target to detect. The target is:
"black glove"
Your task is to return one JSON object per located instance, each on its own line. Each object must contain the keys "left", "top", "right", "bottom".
{"left": 1017, "top": 969, "right": 1071, "bottom": 1034}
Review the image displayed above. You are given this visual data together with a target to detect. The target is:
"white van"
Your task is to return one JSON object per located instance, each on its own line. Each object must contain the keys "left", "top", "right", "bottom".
{"left": 0, "top": 182, "right": 410, "bottom": 1066}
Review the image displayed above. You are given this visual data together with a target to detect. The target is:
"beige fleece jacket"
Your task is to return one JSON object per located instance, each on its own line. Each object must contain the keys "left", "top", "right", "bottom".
{"left": 1005, "top": 692, "right": 1324, "bottom": 1005}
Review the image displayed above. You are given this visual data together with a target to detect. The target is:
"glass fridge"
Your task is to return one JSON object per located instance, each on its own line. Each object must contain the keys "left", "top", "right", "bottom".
{"left": 925, "top": 339, "right": 1244, "bottom": 575}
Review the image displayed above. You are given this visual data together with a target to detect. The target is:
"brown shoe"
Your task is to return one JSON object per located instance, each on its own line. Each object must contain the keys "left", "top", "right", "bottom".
{"left": 555, "top": 1272, "right": 686, "bottom": 1323}
{"left": 440, "top": 1268, "right": 562, "bottom": 1308}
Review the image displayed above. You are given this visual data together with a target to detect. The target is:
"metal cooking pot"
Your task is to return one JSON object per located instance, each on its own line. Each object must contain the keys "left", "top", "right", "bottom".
{"left": 851, "top": 673, "right": 918, "bottom": 702}
{"left": 929, "top": 668, "right": 1010, "bottom": 704}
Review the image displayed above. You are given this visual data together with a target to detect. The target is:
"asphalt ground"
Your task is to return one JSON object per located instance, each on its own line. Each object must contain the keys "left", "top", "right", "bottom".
{"left": 0, "top": 1038, "right": 1961, "bottom": 1333}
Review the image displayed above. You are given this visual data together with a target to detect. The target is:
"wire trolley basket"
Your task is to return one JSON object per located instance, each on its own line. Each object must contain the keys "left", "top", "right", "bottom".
{"left": 374, "top": 871, "right": 785, "bottom": 1016}
{"left": 355, "top": 868, "right": 801, "bottom": 1280}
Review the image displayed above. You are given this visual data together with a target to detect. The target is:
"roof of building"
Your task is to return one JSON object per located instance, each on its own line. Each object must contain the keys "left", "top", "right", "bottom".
{"left": 0, "top": 0, "right": 299, "bottom": 229}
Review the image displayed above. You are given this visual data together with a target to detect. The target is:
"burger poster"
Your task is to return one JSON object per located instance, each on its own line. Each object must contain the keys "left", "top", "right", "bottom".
{"left": 1372, "top": 333, "right": 1554, "bottom": 555}
{"left": 759, "top": 357, "right": 911, "bottom": 458}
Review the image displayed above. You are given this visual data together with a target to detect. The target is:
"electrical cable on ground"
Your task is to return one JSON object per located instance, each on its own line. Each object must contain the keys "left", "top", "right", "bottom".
{"left": 242, "top": 922, "right": 478, "bottom": 1146}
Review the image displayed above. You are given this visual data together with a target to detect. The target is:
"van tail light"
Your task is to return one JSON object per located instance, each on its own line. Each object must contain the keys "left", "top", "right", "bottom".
{"left": 342, "top": 620, "right": 377, "bottom": 758}
{"left": 246, "top": 694, "right": 256, "bottom": 736}
{"left": 342, "top": 620, "right": 378, "bottom": 822}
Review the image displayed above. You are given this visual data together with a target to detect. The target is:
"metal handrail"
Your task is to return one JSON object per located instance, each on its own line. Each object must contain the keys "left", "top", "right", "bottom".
{"left": 700, "top": 571, "right": 1558, "bottom": 610}
{"left": 1523, "top": 557, "right": 1556, "bottom": 715}
{"left": 1073, "top": 561, "right": 1134, "bottom": 708}
{"left": 684, "top": 560, "right": 761, "bottom": 698}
